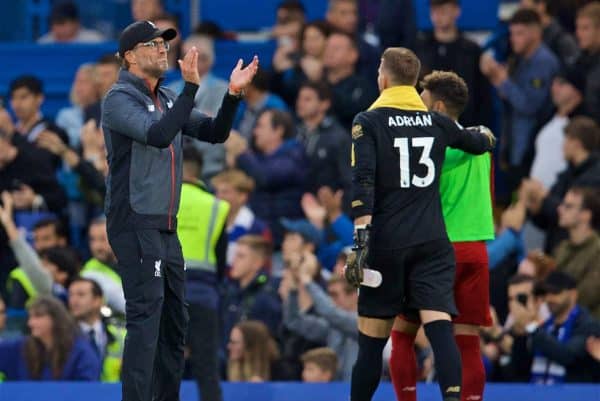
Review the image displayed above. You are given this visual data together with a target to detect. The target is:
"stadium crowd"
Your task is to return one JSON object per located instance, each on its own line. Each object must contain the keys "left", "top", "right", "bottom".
{"left": 0, "top": 0, "right": 599, "bottom": 393}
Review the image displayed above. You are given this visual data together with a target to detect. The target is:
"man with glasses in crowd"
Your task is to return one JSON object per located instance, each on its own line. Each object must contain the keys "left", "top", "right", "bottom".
{"left": 102, "top": 20, "right": 258, "bottom": 401}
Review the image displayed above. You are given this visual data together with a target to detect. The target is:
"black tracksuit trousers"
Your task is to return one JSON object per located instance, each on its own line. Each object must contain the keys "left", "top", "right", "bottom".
{"left": 109, "top": 229, "right": 189, "bottom": 401}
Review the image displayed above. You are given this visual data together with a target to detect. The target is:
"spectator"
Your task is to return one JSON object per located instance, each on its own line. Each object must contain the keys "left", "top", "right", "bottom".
{"left": 326, "top": 0, "right": 380, "bottom": 79}
{"left": 554, "top": 187, "right": 600, "bottom": 318}
{"left": 511, "top": 271, "right": 600, "bottom": 383}
{"left": 68, "top": 277, "right": 125, "bottom": 382}
{"left": 270, "top": 0, "right": 305, "bottom": 87}
{"left": 231, "top": 68, "right": 288, "bottom": 140}
{"left": 301, "top": 347, "right": 338, "bottom": 382}
{"left": 38, "top": 1, "right": 104, "bottom": 44}
{"left": 169, "top": 35, "right": 229, "bottom": 181}
{"left": 415, "top": 0, "right": 492, "bottom": 127}
{"left": 480, "top": 9, "right": 559, "bottom": 191}
{"left": 277, "top": 251, "right": 326, "bottom": 380}
{"left": 178, "top": 146, "right": 228, "bottom": 401}
{"left": 210, "top": 169, "right": 271, "bottom": 267}
{"left": 8, "top": 75, "right": 70, "bottom": 170}
{"left": 55, "top": 64, "right": 100, "bottom": 148}
{"left": 495, "top": 274, "right": 546, "bottom": 381}
{"left": 0, "top": 129, "right": 67, "bottom": 224}
{"left": 489, "top": 202, "right": 528, "bottom": 270}
{"left": 486, "top": 201, "right": 528, "bottom": 322}
{"left": 0, "top": 296, "right": 101, "bottom": 380}
{"left": 574, "top": 2, "right": 600, "bottom": 120}
{"left": 271, "top": 20, "right": 332, "bottom": 107}
{"left": 322, "top": 31, "right": 378, "bottom": 129}
{"left": 520, "top": 0, "right": 580, "bottom": 67}
{"left": 221, "top": 235, "right": 281, "bottom": 345}
{"left": 530, "top": 67, "right": 587, "bottom": 189}
{"left": 131, "top": 0, "right": 164, "bottom": 22}
{"left": 272, "top": 0, "right": 306, "bottom": 41}
{"left": 280, "top": 218, "right": 321, "bottom": 275}
{"left": 295, "top": 81, "right": 351, "bottom": 200}
{"left": 283, "top": 274, "right": 358, "bottom": 380}
{"left": 78, "top": 120, "right": 109, "bottom": 181}
{"left": 154, "top": 13, "right": 182, "bottom": 85}
{"left": 32, "top": 218, "right": 68, "bottom": 253}
{"left": 169, "top": 35, "right": 228, "bottom": 116}
{"left": 227, "top": 320, "right": 281, "bottom": 382}
{"left": 227, "top": 109, "right": 307, "bottom": 247}
{"left": 36, "top": 129, "right": 106, "bottom": 200}
{"left": 522, "top": 116, "right": 600, "bottom": 252}
{"left": 37, "top": 126, "right": 107, "bottom": 254}
{"left": 80, "top": 218, "right": 123, "bottom": 316}
{"left": 0, "top": 96, "right": 61, "bottom": 297}
{"left": 94, "top": 54, "right": 121, "bottom": 100}
{"left": 373, "top": 0, "right": 417, "bottom": 50}
{"left": 84, "top": 54, "right": 121, "bottom": 124}
{"left": 301, "top": 190, "right": 353, "bottom": 271}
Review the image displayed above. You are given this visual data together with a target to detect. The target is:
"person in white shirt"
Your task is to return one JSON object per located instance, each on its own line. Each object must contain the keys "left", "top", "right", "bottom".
{"left": 530, "top": 67, "right": 587, "bottom": 188}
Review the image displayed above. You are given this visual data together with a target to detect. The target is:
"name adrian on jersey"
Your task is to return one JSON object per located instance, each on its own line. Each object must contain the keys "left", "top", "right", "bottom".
{"left": 389, "top": 114, "right": 433, "bottom": 127}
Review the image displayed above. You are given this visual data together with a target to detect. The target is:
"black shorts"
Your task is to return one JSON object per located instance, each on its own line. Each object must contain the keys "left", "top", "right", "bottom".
{"left": 358, "top": 239, "right": 458, "bottom": 319}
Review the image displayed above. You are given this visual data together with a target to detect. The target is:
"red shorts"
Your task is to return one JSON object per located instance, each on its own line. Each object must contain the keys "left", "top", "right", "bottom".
{"left": 452, "top": 241, "right": 492, "bottom": 327}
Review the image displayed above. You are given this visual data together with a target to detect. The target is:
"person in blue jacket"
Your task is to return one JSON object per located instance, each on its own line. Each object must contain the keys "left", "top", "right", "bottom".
{"left": 0, "top": 295, "right": 101, "bottom": 381}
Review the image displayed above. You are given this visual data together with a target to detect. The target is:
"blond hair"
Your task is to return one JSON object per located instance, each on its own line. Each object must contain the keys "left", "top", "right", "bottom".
{"left": 301, "top": 347, "right": 338, "bottom": 377}
{"left": 211, "top": 169, "right": 255, "bottom": 194}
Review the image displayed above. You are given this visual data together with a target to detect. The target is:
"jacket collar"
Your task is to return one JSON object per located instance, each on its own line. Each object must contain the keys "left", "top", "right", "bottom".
{"left": 368, "top": 86, "right": 428, "bottom": 112}
{"left": 118, "top": 69, "right": 164, "bottom": 97}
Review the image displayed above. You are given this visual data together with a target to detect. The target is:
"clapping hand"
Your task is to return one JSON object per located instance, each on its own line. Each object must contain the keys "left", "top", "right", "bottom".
{"left": 178, "top": 46, "right": 201, "bottom": 85}
{"left": 228, "top": 56, "right": 259, "bottom": 95}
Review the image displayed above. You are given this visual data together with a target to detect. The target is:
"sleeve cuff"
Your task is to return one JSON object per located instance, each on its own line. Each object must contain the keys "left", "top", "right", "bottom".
{"left": 181, "top": 82, "right": 199, "bottom": 98}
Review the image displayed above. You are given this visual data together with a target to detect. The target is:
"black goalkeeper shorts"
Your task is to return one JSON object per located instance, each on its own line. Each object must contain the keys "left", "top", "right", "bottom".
{"left": 358, "top": 239, "right": 458, "bottom": 319}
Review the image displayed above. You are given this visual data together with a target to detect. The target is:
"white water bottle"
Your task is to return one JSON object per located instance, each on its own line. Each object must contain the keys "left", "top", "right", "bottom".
{"left": 344, "top": 266, "right": 382, "bottom": 288}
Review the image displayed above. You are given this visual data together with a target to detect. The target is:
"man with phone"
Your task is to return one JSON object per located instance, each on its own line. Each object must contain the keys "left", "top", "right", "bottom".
{"left": 508, "top": 271, "right": 600, "bottom": 383}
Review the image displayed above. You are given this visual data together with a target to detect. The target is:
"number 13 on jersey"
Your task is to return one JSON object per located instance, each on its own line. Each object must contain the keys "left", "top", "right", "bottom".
{"left": 394, "top": 137, "right": 435, "bottom": 188}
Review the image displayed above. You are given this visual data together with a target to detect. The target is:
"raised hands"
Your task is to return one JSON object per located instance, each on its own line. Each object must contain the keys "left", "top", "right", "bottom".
{"left": 0, "top": 191, "right": 19, "bottom": 240}
{"left": 178, "top": 46, "right": 201, "bottom": 85}
{"left": 229, "top": 55, "right": 259, "bottom": 95}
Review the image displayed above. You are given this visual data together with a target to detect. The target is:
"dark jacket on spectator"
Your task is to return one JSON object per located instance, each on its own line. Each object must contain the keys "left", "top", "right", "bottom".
{"left": 297, "top": 116, "right": 352, "bottom": 197}
{"left": 17, "top": 118, "right": 69, "bottom": 170}
{"left": 0, "top": 136, "right": 67, "bottom": 214}
{"left": 531, "top": 155, "right": 600, "bottom": 252}
{"left": 415, "top": 31, "right": 493, "bottom": 128}
{"left": 374, "top": 0, "right": 416, "bottom": 50}
{"left": 329, "top": 74, "right": 378, "bottom": 130}
{"left": 220, "top": 271, "right": 282, "bottom": 348}
{"left": 573, "top": 51, "right": 600, "bottom": 122}
{"left": 508, "top": 306, "right": 600, "bottom": 383}
{"left": 237, "top": 139, "right": 307, "bottom": 246}
{"left": 543, "top": 20, "right": 580, "bottom": 67}
{"left": 0, "top": 336, "right": 101, "bottom": 380}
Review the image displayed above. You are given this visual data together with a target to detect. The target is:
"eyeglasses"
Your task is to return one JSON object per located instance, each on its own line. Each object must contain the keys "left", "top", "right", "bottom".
{"left": 136, "top": 40, "right": 170, "bottom": 51}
